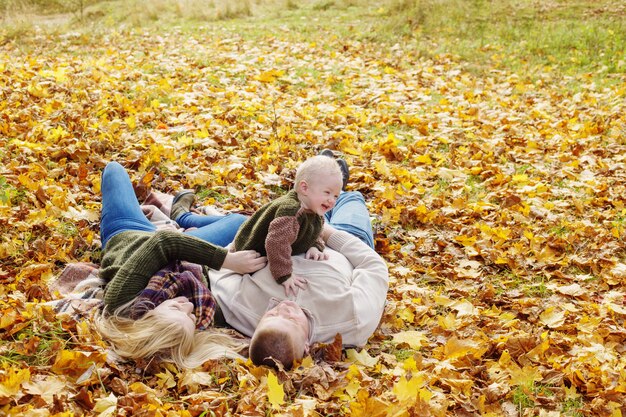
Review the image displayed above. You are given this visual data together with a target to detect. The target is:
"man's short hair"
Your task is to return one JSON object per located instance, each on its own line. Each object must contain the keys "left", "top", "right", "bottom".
{"left": 249, "top": 327, "right": 297, "bottom": 370}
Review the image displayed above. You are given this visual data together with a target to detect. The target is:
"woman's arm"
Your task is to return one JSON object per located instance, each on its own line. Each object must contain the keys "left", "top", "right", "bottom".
{"left": 104, "top": 231, "right": 226, "bottom": 312}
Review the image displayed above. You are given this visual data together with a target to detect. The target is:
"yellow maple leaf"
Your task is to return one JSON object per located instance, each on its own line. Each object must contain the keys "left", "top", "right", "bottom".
{"left": 346, "top": 349, "right": 379, "bottom": 367}
{"left": 93, "top": 392, "right": 117, "bottom": 414}
{"left": 402, "top": 356, "right": 418, "bottom": 372}
{"left": 415, "top": 154, "right": 433, "bottom": 164}
{"left": 51, "top": 350, "right": 107, "bottom": 379}
{"left": 392, "top": 330, "right": 429, "bottom": 349}
{"left": 23, "top": 375, "right": 67, "bottom": 403}
{"left": 255, "top": 69, "right": 285, "bottom": 83}
{"left": 451, "top": 299, "right": 478, "bottom": 317}
{"left": 0, "top": 308, "right": 18, "bottom": 330}
{"left": 349, "top": 389, "right": 388, "bottom": 417}
{"left": 0, "top": 367, "right": 31, "bottom": 397}
{"left": 393, "top": 374, "right": 425, "bottom": 404}
{"left": 395, "top": 306, "right": 415, "bottom": 324}
{"left": 156, "top": 369, "right": 177, "bottom": 390}
{"left": 539, "top": 307, "right": 566, "bottom": 328}
{"left": 438, "top": 312, "right": 459, "bottom": 331}
{"left": 441, "top": 336, "right": 487, "bottom": 361}
{"left": 455, "top": 234, "right": 477, "bottom": 247}
{"left": 509, "top": 364, "right": 542, "bottom": 387}
{"left": 512, "top": 173, "right": 528, "bottom": 184}
{"left": 267, "top": 371, "right": 285, "bottom": 410}
{"left": 125, "top": 115, "right": 136, "bottom": 130}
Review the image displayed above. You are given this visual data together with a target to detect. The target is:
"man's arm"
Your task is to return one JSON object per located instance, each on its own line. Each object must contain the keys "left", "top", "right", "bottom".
{"left": 326, "top": 229, "right": 389, "bottom": 346}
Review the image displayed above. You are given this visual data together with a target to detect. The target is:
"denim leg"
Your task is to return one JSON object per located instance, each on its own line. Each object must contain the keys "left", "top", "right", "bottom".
{"left": 183, "top": 213, "right": 247, "bottom": 247}
{"left": 176, "top": 212, "right": 232, "bottom": 229}
{"left": 100, "top": 162, "right": 156, "bottom": 248}
{"left": 325, "top": 191, "right": 375, "bottom": 249}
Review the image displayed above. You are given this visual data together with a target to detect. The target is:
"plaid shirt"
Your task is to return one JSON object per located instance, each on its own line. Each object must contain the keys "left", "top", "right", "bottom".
{"left": 128, "top": 261, "right": 216, "bottom": 330}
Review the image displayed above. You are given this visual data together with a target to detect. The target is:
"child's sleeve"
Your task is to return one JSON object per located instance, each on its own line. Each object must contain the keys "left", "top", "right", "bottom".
{"left": 265, "top": 216, "right": 300, "bottom": 283}
{"left": 314, "top": 233, "right": 326, "bottom": 251}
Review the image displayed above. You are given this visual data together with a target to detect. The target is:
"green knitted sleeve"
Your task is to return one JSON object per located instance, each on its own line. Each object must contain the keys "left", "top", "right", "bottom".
{"left": 104, "top": 230, "right": 227, "bottom": 312}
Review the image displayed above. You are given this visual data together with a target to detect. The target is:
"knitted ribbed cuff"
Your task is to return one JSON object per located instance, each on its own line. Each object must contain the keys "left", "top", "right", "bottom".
{"left": 326, "top": 230, "right": 353, "bottom": 251}
{"left": 276, "top": 274, "right": 291, "bottom": 284}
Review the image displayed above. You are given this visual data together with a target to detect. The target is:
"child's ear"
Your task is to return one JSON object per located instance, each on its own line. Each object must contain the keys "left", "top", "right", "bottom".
{"left": 298, "top": 180, "right": 309, "bottom": 194}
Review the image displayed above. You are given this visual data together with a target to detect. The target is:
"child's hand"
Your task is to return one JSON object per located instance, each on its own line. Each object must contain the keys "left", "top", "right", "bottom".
{"left": 282, "top": 275, "right": 308, "bottom": 297}
{"left": 306, "top": 246, "right": 328, "bottom": 261}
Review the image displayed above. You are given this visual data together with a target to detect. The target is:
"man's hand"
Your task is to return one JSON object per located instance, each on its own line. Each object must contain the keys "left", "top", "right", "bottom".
{"left": 305, "top": 246, "right": 329, "bottom": 261}
{"left": 282, "top": 275, "right": 308, "bottom": 297}
{"left": 222, "top": 250, "right": 267, "bottom": 274}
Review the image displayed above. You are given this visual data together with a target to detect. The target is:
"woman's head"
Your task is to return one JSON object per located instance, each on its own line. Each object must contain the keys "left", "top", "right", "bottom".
{"left": 249, "top": 300, "right": 310, "bottom": 369}
{"left": 152, "top": 296, "right": 196, "bottom": 335}
{"left": 95, "top": 296, "right": 245, "bottom": 369}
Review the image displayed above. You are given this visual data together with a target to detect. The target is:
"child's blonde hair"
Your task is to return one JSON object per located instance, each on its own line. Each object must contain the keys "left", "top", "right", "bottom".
{"left": 294, "top": 155, "right": 342, "bottom": 190}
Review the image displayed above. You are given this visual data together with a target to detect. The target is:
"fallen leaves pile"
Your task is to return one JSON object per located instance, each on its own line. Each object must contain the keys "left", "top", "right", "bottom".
{"left": 1, "top": 17, "right": 626, "bottom": 417}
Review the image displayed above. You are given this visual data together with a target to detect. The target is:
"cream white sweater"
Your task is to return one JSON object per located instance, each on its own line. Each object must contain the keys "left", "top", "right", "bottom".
{"left": 209, "top": 230, "right": 389, "bottom": 346}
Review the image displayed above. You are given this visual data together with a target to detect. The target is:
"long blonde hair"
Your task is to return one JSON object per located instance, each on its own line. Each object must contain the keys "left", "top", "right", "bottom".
{"left": 94, "top": 304, "right": 246, "bottom": 369}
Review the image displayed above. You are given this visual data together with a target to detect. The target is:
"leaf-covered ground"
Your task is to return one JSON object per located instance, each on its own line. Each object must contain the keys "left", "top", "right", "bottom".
{"left": 1, "top": 6, "right": 626, "bottom": 417}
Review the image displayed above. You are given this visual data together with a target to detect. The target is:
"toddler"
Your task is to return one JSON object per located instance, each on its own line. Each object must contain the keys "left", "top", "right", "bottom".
{"left": 232, "top": 155, "right": 344, "bottom": 296}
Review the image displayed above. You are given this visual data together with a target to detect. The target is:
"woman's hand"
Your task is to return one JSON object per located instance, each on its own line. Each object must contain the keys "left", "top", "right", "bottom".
{"left": 222, "top": 250, "right": 267, "bottom": 274}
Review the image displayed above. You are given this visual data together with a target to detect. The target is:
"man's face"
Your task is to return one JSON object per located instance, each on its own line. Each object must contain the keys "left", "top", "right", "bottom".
{"left": 256, "top": 300, "right": 310, "bottom": 357}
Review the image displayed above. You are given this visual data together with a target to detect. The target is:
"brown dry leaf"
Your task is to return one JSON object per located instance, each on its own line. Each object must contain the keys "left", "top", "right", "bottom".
{"left": 310, "top": 333, "right": 343, "bottom": 363}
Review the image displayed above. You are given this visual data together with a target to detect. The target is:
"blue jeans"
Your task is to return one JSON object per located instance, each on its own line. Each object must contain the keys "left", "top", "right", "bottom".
{"left": 100, "top": 162, "right": 245, "bottom": 248}
{"left": 176, "top": 212, "right": 247, "bottom": 247}
{"left": 325, "top": 191, "right": 375, "bottom": 249}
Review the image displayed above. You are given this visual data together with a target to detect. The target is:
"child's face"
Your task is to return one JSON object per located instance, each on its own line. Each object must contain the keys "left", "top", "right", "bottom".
{"left": 298, "top": 172, "right": 343, "bottom": 216}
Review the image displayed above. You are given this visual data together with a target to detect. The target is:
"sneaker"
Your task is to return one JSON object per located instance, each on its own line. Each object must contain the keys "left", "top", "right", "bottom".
{"left": 336, "top": 158, "right": 349, "bottom": 191}
{"left": 170, "top": 190, "right": 195, "bottom": 221}
{"left": 319, "top": 149, "right": 349, "bottom": 190}
{"left": 319, "top": 149, "right": 335, "bottom": 159}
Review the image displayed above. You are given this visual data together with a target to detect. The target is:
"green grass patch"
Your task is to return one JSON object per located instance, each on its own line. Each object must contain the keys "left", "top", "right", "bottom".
{"left": 511, "top": 382, "right": 556, "bottom": 414}
{"left": 512, "top": 385, "right": 535, "bottom": 411}
{"left": 562, "top": 395, "right": 584, "bottom": 417}
{"left": 4, "top": 0, "right": 623, "bottom": 82}
{"left": 377, "top": 0, "right": 626, "bottom": 78}
{"left": 0, "top": 176, "right": 14, "bottom": 205}
{"left": 393, "top": 348, "right": 416, "bottom": 361}
{"left": 4, "top": 318, "right": 75, "bottom": 366}
{"left": 196, "top": 187, "right": 229, "bottom": 202}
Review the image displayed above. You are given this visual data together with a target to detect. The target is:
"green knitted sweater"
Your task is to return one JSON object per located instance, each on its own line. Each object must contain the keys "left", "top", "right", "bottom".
{"left": 233, "top": 190, "right": 324, "bottom": 283}
{"left": 100, "top": 230, "right": 227, "bottom": 312}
